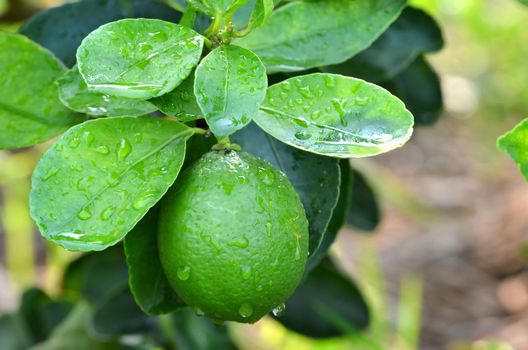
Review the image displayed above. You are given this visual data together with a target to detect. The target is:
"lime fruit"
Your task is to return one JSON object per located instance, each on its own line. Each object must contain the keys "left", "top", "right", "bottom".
{"left": 158, "top": 150, "right": 309, "bottom": 323}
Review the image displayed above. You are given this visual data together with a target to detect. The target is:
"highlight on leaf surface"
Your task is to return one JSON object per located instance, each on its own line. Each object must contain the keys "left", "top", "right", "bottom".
{"left": 76, "top": 18, "right": 204, "bottom": 100}
{"left": 253, "top": 73, "right": 414, "bottom": 158}
{"left": 30, "top": 117, "right": 194, "bottom": 251}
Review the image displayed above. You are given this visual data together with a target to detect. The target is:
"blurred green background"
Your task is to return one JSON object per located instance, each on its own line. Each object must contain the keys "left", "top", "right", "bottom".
{"left": 1, "top": 0, "right": 528, "bottom": 349}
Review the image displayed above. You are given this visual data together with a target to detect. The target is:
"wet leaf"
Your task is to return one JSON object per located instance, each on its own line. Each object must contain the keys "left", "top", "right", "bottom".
{"left": 30, "top": 117, "right": 194, "bottom": 251}
{"left": 322, "top": 7, "right": 443, "bottom": 83}
{"left": 348, "top": 168, "right": 381, "bottom": 232}
{"left": 57, "top": 66, "right": 157, "bottom": 117}
{"left": 124, "top": 207, "right": 186, "bottom": 315}
{"left": 253, "top": 73, "right": 414, "bottom": 158}
{"left": 383, "top": 56, "right": 443, "bottom": 125}
{"left": 0, "top": 33, "right": 84, "bottom": 150}
{"left": 275, "top": 259, "right": 370, "bottom": 338}
{"left": 236, "top": 0, "right": 405, "bottom": 73}
{"left": 77, "top": 19, "right": 204, "bottom": 99}
{"left": 232, "top": 123, "right": 340, "bottom": 255}
{"left": 195, "top": 45, "right": 267, "bottom": 137}
{"left": 150, "top": 73, "right": 202, "bottom": 122}
{"left": 185, "top": 0, "right": 250, "bottom": 16}
{"left": 498, "top": 118, "right": 528, "bottom": 181}
{"left": 306, "top": 161, "right": 351, "bottom": 271}
{"left": 19, "top": 0, "right": 183, "bottom": 67}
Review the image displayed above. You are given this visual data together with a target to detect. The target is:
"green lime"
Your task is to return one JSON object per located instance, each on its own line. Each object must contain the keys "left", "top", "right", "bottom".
{"left": 158, "top": 150, "right": 309, "bottom": 323}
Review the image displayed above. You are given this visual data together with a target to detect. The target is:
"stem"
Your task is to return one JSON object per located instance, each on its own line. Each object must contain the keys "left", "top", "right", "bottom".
{"left": 164, "top": 0, "right": 186, "bottom": 12}
{"left": 179, "top": 7, "right": 196, "bottom": 28}
{"left": 192, "top": 127, "right": 207, "bottom": 135}
{"left": 205, "top": 11, "right": 224, "bottom": 37}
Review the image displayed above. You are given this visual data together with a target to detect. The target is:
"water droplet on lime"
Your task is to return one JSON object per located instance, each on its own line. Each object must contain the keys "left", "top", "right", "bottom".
{"left": 238, "top": 303, "right": 254, "bottom": 318}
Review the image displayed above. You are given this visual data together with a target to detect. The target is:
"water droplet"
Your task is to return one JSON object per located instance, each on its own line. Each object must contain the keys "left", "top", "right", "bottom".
{"left": 77, "top": 208, "right": 91, "bottom": 220}
{"left": 77, "top": 176, "right": 94, "bottom": 191}
{"left": 100, "top": 206, "right": 116, "bottom": 221}
{"left": 193, "top": 307, "right": 204, "bottom": 316}
{"left": 133, "top": 192, "right": 157, "bottom": 210}
{"left": 310, "top": 110, "right": 320, "bottom": 120}
{"left": 95, "top": 145, "right": 109, "bottom": 155}
{"left": 324, "top": 75, "right": 335, "bottom": 88}
{"left": 69, "top": 137, "right": 81, "bottom": 149}
{"left": 266, "top": 221, "right": 272, "bottom": 237}
{"left": 240, "top": 265, "right": 252, "bottom": 280}
{"left": 256, "top": 285, "right": 263, "bottom": 292}
{"left": 83, "top": 131, "right": 94, "bottom": 145}
{"left": 177, "top": 266, "right": 191, "bottom": 280}
{"left": 331, "top": 98, "right": 348, "bottom": 126}
{"left": 293, "top": 118, "right": 309, "bottom": 128}
{"left": 294, "top": 131, "right": 312, "bottom": 140}
{"left": 238, "top": 303, "right": 254, "bottom": 318}
{"left": 228, "top": 236, "right": 249, "bottom": 248}
{"left": 42, "top": 167, "right": 60, "bottom": 182}
{"left": 355, "top": 96, "right": 369, "bottom": 106}
{"left": 116, "top": 139, "right": 132, "bottom": 161}
{"left": 272, "top": 303, "right": 286, "bottom": 317}
{"left": 299, "top": 86, "right": 313, "bottom": 98}
{"left": 258, "top": 168, "right": 275, "bottom": 185}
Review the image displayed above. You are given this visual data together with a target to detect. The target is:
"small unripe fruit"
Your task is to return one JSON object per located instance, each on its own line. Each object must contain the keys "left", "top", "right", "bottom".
{"left": 158, "top": 150, "right": 309, "bottom": 323}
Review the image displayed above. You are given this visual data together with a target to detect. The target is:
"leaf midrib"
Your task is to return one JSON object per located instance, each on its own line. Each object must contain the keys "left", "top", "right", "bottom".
{"left": 54, "top": 128, "right": 193, "bottom": 234}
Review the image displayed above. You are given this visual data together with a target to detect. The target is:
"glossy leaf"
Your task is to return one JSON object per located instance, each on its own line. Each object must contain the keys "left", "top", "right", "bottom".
{"left": 57, "top": 66, "right": 157, "bottom": 117}
{"left": 19, "top": 0, "right": 183, "bottom": 67}
{"left": 62, "top": 246, "right": 128, "bottom": 303}
{"left": 275, "top": 259, "right": 370, "bottom": 338}
{"left": 185, "top": 0, "right": 250, "bottom": 16}
{"left": 124, "top": 207, "right": 186, "bottom": 315}
{"left": 150, "top": 73, "right": 202, "bottom": 122}
{"left": 195, "top": 45, "right": 267, "bottom": 137}
{"left": 232, "top": 122, "right": 340, "bottom": 255}
{"left": 322, "top": 7, "right": 443, "bottom": 83}
{"left": 348, "top": 168, "right": 381, "bottom": 231}
{"left": 498, "top": 118, "right": 528, "bottom": 181}
{"left": 383, "top": 56, "right": 443, "bottom": 125}
{"left": 245, "top": 0, "right": 275, "bottom": 34}
{"left": 254, "top": 73, "right": 414, "bottom": 158}
{"left": 91, "top": 285, "right": 153, "bottom": 336}
{"left": 306, "top": 161, "right": 351, "bottom": 271}
{"left": 30, "top": 117, "right": 194, "bottom": 251}
{"left": 236, "top": 0, "right": 406, "bottom": 73}
{"left": 77, "top": 19, "right": 204, "bottom": 99}
{"left": 0, "top": 33, "right": 84, "bottom": 150}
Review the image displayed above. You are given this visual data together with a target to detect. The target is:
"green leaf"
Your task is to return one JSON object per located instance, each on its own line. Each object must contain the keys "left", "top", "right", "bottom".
{"left": 77, "top": 19, "right": 204, "bottom": 100}
{"left": 275, "top": 259, "right": 370, "bottom": 338}
{"left": 322, "top": 7, "right": 443, "bottom": 83}
{"left": 232, "top": 122, "right": 340, "bottom": 255}
{"left": 150, "top": 73, "right": 202, "bottom": 122}
{"left": 348, "top": 168, "right": 381, "bottom": 232}
{"left": 171, "top": 309, "right": 238, "bottom": 350}
{"left": 124, "top": 207, "right": 186, "bottom": 315}
{"left": 383, "top": 56, "right": 443, "bottom": 125}
{"left": 236, "top": 0, "right": 406, "bottom": 73}
{"left": 498, "top": 118, "right": 528, "bottom": 180}
{"left": 0, "top": 314, "right": 32, "bottom": 350}
{"left": 31, "top": 303, "right": 119, "bottom": 350}
{"left": 185, "top": 0, "right": 250, "bottom": 16}
{"left": 62, "top": 246, "right": 128, "bottom": 303}
{"left": 30, "top": 117, "right": 194, "bottom": 251}
{"left": 57, "top": 66, "right": 157, "bottom": 117}
{"left": 0, "top": 33, "right": 84, "bottom": 150}
{"left": 19, "top": 288, "right": 73, "bottom": 344}
{"left": 91, "top": 285, "right": 153, "bottom": 336}
{"left": 19, "top": 0, "right": 183, "bottom": 67}
{"left": 195, "top": 45, "right": 267, "bottom": 137}
{"left": 306, "top": 161, "right": 351, "bottom": 271}
{"left": 519, "top": 0, "right": 528, "bottom": 5}
{"left": 244, "top": 0, "right": 274, "bottom": 34}
{"left": 253, "top": 73, "right": 414, "bottom": 158}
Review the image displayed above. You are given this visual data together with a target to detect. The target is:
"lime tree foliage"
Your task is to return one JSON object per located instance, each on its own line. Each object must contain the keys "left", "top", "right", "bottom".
{"left": 1, "top": 0, "right": 444, "bottom": 347}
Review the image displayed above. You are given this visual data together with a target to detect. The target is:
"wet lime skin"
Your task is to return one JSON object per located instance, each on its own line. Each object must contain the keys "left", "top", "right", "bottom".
{"left": 158, "top": 150, "right": 309, "bottom": 323}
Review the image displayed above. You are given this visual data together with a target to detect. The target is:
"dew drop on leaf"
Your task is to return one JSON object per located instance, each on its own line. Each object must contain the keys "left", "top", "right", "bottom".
{"left": 116, "top": 138, "right": 132, "bottom": 160}
{"left": 77, "top": 208, "right": 91, "bottom": 220}
{"left": 95, "top": 145, "right": 109, "bottom": 155}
